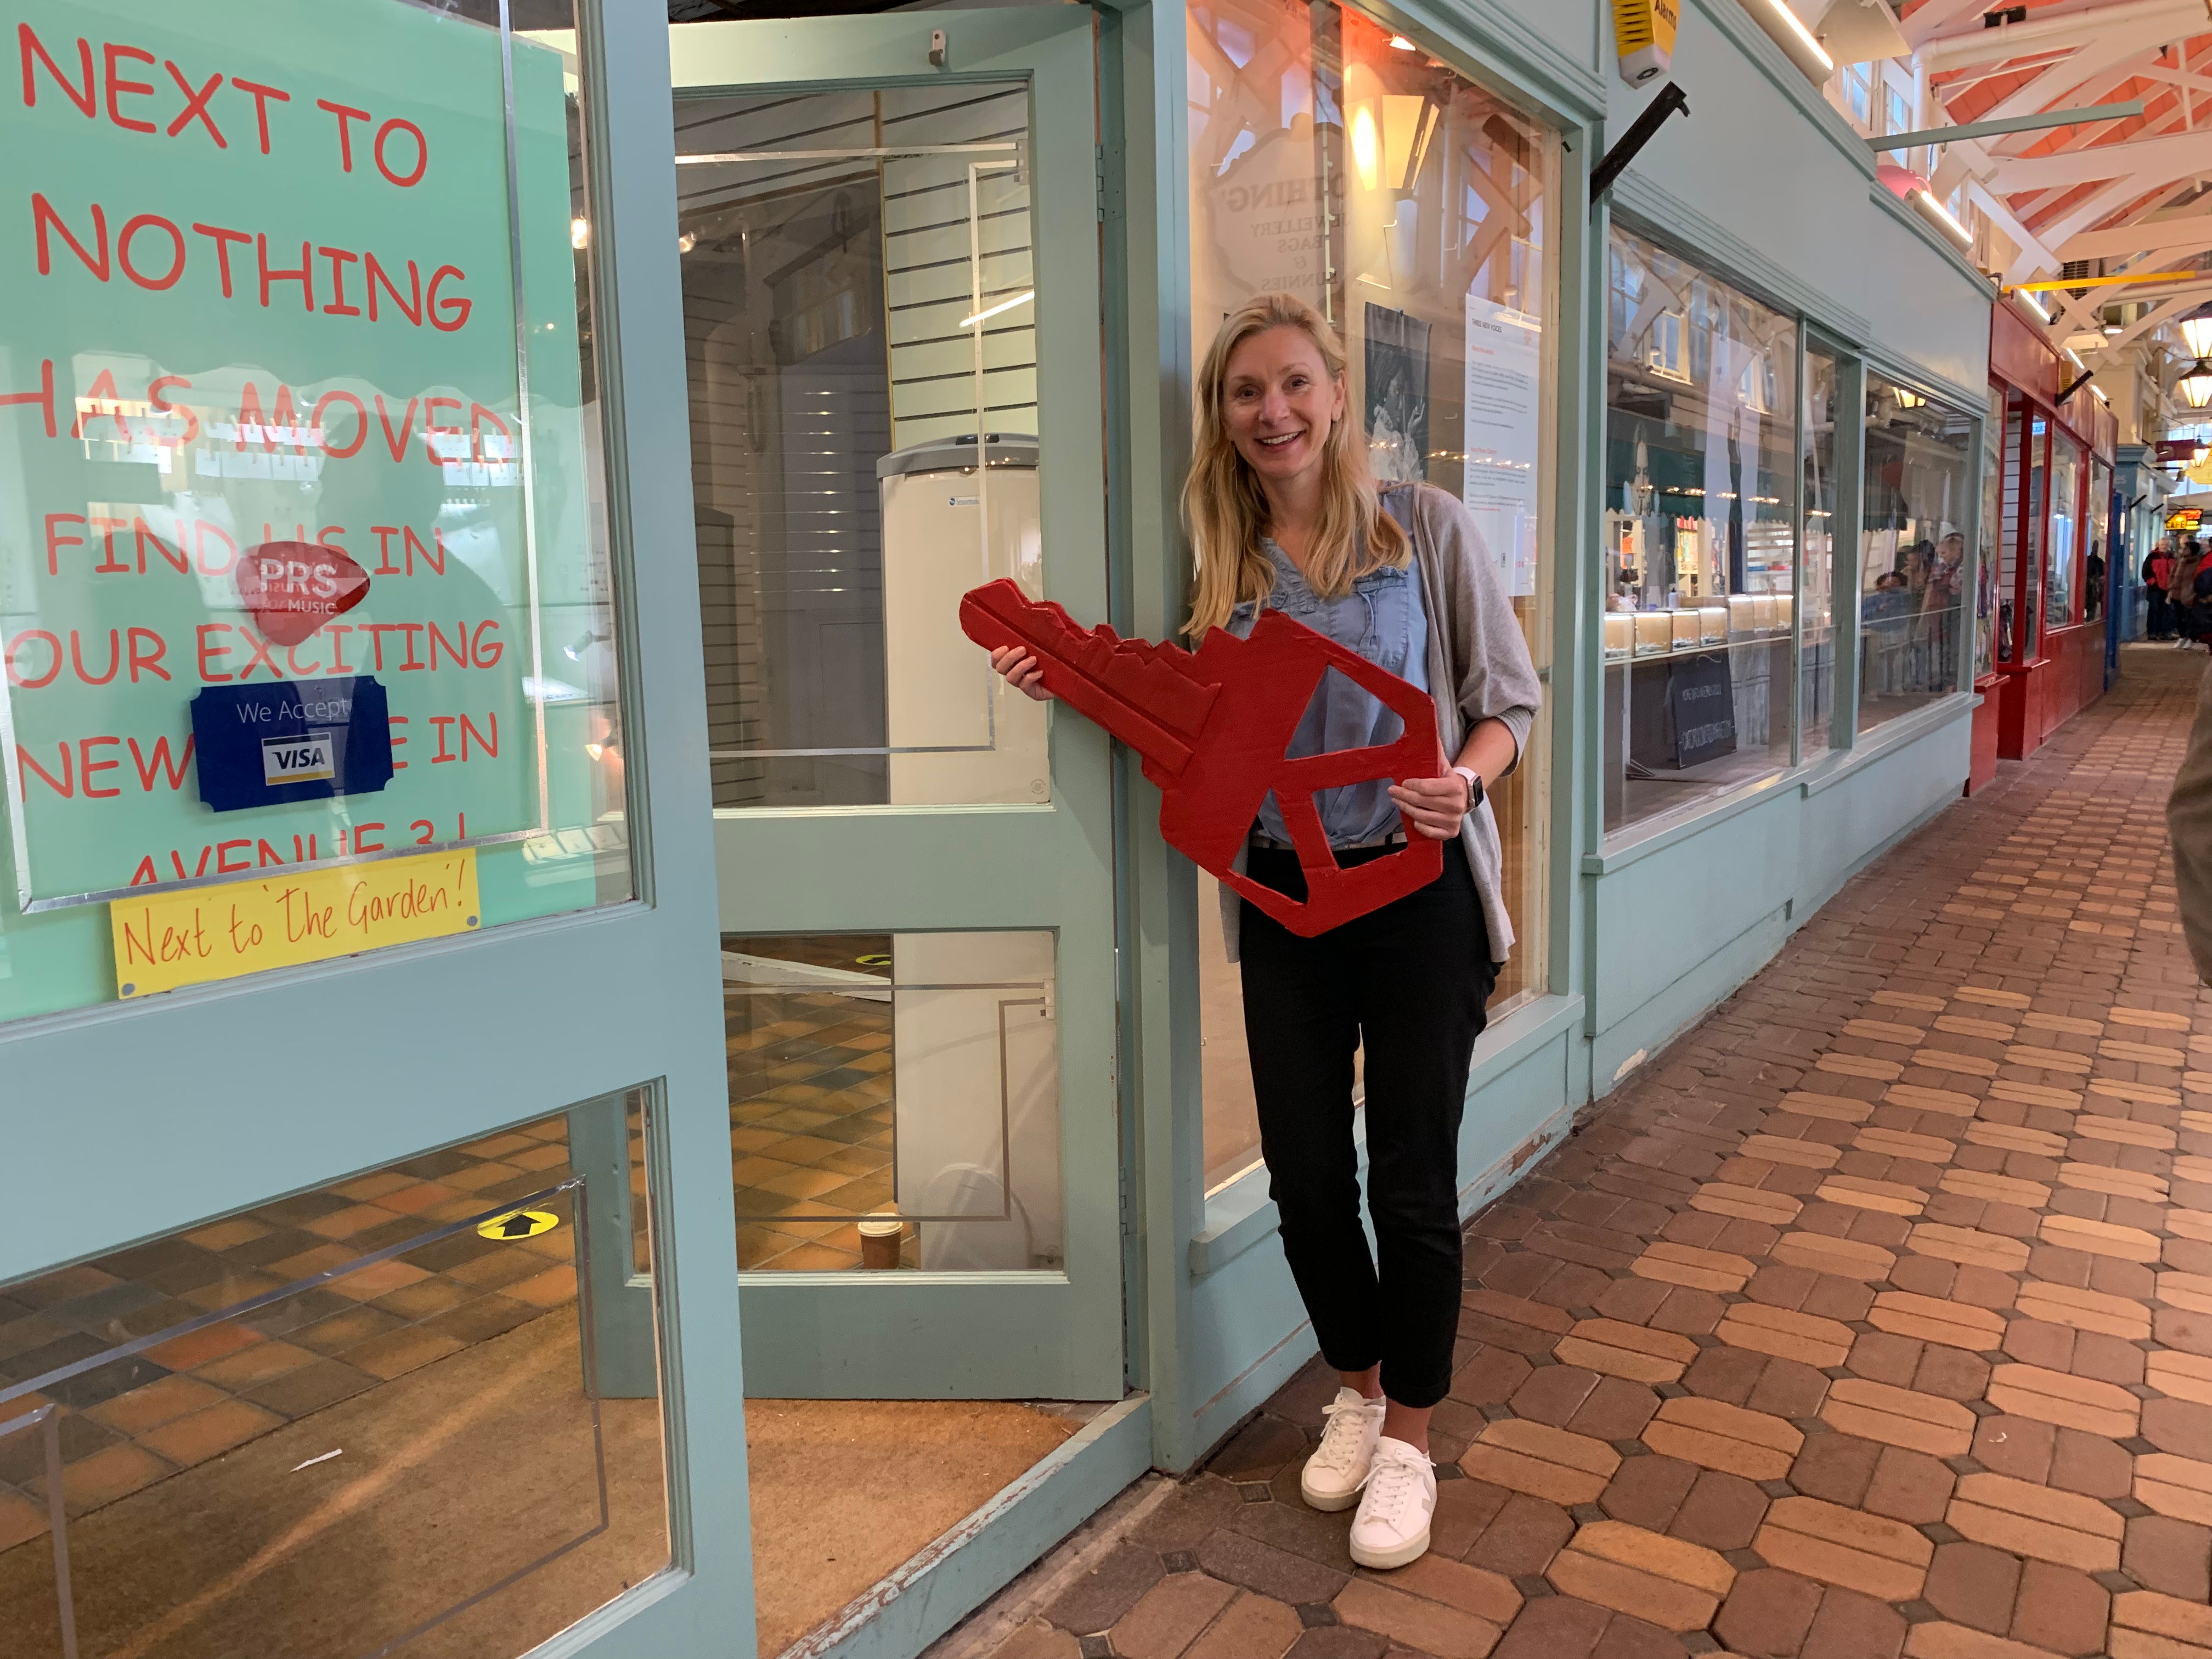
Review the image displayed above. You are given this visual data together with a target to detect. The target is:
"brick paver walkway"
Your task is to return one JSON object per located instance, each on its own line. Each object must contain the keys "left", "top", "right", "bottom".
{"left": 997, "top": 647, "right": 2212, "bottom": 1659}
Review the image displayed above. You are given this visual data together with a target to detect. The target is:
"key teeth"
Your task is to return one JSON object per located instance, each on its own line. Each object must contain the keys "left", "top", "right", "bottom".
{"left": 961, "top": 579, "right": 1218, "bottom": 737}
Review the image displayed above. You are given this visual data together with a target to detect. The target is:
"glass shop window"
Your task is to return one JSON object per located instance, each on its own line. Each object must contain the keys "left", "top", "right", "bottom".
{"left": 1802, "top": 348, "right": 1839, "bottom": 764}
{"left": 1859, "top": 375, "right": 1971, "bottom": 733}
{"left": 0, "top": 1090, "right": 668, "bottom": 1655}
{"left": 2044, "top": 434, "right": 2083, "bottom": 630}
{"left": 723, "top": 932, "right": 1063, "bottom": 1273}
{"left": 2086, "top": 459, "right": 2111, "bottom": 622}
{"left": 1186, "top": 0, "right": 1560, "bottom": 1188}
{"left": 0, "top": 0, "right": 632, "bottom": 1025}
{"left": 1993, "top": 393, "right": 2044, "bottom": 667}
{"left": 1976, "top": 383, "right": 2000, "bottom": 680}
{"left": 1601, "top": 225, "right": 1797, "bottom": 839}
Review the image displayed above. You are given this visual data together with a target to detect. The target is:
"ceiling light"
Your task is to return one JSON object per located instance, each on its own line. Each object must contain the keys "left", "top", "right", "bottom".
{"left": 571, "top": 216, "right": 590, "bottom": 250}
{"left": 2181, "top": 304, "right": 2212, "bottom": 359}
{"left": 1389, "top": 34, "right": 1417, "bottom": 49}
{"left": 1758, "top": 0, "right": 1834, "bottom": 74}
{"left": 2178, "top": 358, "right": 2212, "bottom": 410}
{"left": 1352, "top": 105, "right": 1380, "bottom": 193}
{"left": 1915, "top": 189, "right": 1973, "bottom": 245}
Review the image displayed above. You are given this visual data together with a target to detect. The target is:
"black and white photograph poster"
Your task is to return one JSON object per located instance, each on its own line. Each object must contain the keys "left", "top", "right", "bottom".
{"left": 1363, "top": 302, "right": 1430, "bottom": 486}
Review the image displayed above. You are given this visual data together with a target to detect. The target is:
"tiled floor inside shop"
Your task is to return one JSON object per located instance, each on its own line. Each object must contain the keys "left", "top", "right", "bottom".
{"left": 988, "top": 645, "right": 2212, "bottom": 1659}
{"left": 723, "top": 933, "right": 904, "bottom": 1272}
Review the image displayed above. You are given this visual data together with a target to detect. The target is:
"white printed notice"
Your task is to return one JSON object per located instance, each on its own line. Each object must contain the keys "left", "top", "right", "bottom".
{"left": 1463, "top": 296, "right": 1543, "bottom": 597}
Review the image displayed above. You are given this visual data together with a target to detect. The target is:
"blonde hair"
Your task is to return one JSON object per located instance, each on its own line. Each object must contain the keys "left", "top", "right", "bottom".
{"left": 1182, "top": 294, "right": 1409, "bottom": 636}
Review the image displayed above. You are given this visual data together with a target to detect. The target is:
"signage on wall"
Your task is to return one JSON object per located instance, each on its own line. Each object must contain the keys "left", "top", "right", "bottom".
{"left": 189, "top": 677, "right": 395, "bottom": 812}
{"left": 110, "top": 846, "right": 479, "bottom": 997}
{"left": 0, "top": 0, "right": 588, "bottom": 914}
{"left": 1669, "top": 652, "right": 1737, "bottom": 769}
{"left": 1464, "top": 296, "right": 1543, "bottom": 598}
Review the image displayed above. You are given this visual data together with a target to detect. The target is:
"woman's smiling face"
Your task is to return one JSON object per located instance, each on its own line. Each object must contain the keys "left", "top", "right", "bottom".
{"left": 1221, "top": 324, "right": 1346, "bottom": 492}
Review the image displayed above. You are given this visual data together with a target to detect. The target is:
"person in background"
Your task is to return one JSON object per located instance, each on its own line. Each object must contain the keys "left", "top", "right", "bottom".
{"left": 1930, "top": 532, "right": 1964, "bottom": 683}
{"left": 2086, "top": 544, "right": 2106, "bottom": 622}
{"left": 2174, "top": 539, "right": 2208, "bottom": 649}
{"left": 990, "top": 292, "right": 1541, "bottom": 1572}
{"left": 2148, "top": 541, "right": 2177, "bottom": 640}
{"left": 2169, "top": 659, "right": 2212, "bottom": 981}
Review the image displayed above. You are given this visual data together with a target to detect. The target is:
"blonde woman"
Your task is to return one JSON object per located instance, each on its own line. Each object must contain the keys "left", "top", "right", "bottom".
{"left": 992, "top": 294, "right": 1541, "bottom": 1569}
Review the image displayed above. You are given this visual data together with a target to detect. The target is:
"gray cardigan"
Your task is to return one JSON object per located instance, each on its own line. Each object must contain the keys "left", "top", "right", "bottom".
{"left": 1218, "top": 482, "right": 1543, "bottom": 964}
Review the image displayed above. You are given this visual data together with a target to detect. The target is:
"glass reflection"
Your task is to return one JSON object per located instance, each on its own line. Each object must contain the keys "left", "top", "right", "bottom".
{"left": 1184, "top": 0, "right": 1559, "bottom": 1183}
{"left": 1602, "top": 225, "right": 1797, "bottom": 836}
{"left": 1858, "top": 374, "right": 1969, "bottom": 731}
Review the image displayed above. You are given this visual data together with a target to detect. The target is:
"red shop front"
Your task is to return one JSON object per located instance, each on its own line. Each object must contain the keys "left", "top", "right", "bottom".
{"left": 1976, "top": 298, "right": 2118, "bottom": 774}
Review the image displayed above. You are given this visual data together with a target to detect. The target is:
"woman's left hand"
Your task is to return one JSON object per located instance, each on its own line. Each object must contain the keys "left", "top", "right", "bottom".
{"left": 1389, "top": 771, "right": 1472, "bottom": 840}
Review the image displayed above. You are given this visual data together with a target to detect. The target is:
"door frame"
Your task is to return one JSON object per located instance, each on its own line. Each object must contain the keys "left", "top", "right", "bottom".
{"left": 668, "top": 8, "right": 1128, "bottom": 1402}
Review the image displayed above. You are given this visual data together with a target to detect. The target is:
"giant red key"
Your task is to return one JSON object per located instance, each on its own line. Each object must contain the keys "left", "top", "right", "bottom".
{"left": 959, "top": 579, "right": 1444, "bottom": 936}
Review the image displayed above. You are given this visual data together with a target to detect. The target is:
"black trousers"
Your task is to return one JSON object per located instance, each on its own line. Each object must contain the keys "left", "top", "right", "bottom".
{"left": 1238, "top": 839, "right": 1495, "bottom": 1409}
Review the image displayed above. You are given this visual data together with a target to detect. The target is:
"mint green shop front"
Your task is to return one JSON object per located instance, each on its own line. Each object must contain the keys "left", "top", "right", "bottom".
{"left": 0, "top": 1, "right": 1993, "bottom": 1656}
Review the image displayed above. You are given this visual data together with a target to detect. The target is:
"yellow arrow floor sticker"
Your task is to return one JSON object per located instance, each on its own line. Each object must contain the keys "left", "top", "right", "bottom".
{"left": 477, "top": 1209, "right": 561, "bottom": 1242}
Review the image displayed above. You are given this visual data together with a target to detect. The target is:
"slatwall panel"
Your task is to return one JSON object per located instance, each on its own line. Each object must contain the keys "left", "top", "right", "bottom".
{"left": 673, "top": 85, "right": 1036, "bottom": 806}
{"left": 879, "top": 86, "right": 1037, "bottom": 449}
{"left": 678, "top": 92, "right": 890, "bottom": 806}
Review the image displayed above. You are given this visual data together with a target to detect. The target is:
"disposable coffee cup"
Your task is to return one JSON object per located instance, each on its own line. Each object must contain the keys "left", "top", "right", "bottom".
{"left": 858, "top": 1214, "right": 904, "bottom": 1270}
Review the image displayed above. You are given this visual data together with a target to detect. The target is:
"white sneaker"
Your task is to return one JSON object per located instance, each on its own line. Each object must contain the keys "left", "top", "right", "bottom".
{"left": 1300, "top": 1388, "right": 1385, "bottom": 1511}
{"left": 1348, "top": 1436, "right": 1436, "bottom": 1569}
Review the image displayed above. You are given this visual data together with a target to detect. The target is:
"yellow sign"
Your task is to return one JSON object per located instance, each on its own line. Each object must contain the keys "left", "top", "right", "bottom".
{"left": 477, "top": 1210, "right": 561, "bottom": 1242}
{"left": 111, "top": 849, "right": 479, "bottom": 998}
{"left": 1613, "top": 0, "right": 1679, "bottom": 86}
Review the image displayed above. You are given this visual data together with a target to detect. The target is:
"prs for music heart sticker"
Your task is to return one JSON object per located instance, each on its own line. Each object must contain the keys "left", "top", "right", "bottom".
{"left": 235, "top": 541, "right": 371, "bottom": 647}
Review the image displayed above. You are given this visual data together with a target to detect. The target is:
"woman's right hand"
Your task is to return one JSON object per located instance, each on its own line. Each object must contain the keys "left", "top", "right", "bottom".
{"left": 991, "top": 646, "right": 1054, "bottom": 703}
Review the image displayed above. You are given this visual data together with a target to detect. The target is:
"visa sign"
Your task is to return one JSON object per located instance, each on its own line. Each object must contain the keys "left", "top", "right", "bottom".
{"left": 262, "top": 732, "right": 336, "bottom": 785}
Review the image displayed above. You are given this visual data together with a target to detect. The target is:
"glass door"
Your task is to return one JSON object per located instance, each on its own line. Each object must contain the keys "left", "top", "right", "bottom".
{"left": 0, "top": 3, "right": 748, "bottom": 1656}
{"left": 667, "top": 9, "right": 1122, "bottom": 1399}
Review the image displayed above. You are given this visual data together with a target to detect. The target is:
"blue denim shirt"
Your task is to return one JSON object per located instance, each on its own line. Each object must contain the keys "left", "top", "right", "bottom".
{"left": 1229, "top": 540, "right": 1431, "bottom": 848}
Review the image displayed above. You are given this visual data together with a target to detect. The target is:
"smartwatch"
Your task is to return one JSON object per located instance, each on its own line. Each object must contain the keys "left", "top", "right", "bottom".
{"left": 1452, "top": 765, "right": 1485, "bottom": 811}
